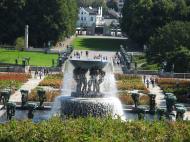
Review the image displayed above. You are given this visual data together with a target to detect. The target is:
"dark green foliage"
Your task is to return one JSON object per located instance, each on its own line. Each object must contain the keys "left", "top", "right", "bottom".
{"left": 1, "top": 117, "right": 190, "bottom": 142}
{"left": 0, "top": 0, "right": 78, "bottom": 47}
{"left": 77, "top": 0, "right": 105, "bottom": 7}
{"left": 121, "top": 0, "right": 190, "bottom": 46}
{"left": 24, "top": 0, "right": 78, "bottom": 47}
{"left": 77, "top": 0, "right": 107, "bottom": 14}
{"left": 121, "top": 0, "right": 190, "bottom": 72}
{"left": 148, "top": 21, "right": 190, "bottom": 72}
{"left": 163, "top": 87, "right": 190, "bottom": 103}
{"left": 106, "top": 0, "right": 118, "bottom": 11}
{"left": 0, "top": 0, "right": 26, "bottom": 44}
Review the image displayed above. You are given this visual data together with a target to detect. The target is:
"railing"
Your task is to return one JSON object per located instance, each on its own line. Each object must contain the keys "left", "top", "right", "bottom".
{"left": 123, "top": 70, "right": 190, "bottom": 79}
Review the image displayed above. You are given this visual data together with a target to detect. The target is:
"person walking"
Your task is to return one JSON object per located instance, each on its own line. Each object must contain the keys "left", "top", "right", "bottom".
{"left": 150, "top": 77, "right": 155, "bottom": 88}
{"left": 146, "top": 79, "right": 150, "bottom": 88}
{"left": 34, "top": 70, "right": 38, "bottom": 79}
{"left": 143, "top": 75, "right": 146, "bottom": 83}
{"left": 39, "top": 71, "right": 43, "bottom": 79}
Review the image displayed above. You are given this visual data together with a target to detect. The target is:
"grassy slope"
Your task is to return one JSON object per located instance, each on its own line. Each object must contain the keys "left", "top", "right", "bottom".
{"left": 0, "top": 49, "right": 58, "bottom": 67}
{"left": 72, "top": 37, "right": 126, "bottom": 51}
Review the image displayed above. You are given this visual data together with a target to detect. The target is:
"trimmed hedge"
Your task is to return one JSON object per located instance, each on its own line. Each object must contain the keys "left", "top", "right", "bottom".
{"left": 0, "top": 117, "right": 190, "bottom": 142}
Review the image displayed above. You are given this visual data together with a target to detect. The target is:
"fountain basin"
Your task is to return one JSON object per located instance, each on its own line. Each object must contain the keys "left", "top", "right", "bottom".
{"left": 61, "top": 96, "right": 125, "bottom": 120}
{"left": 69, "top": 59, "right": 108, "bottom": 69}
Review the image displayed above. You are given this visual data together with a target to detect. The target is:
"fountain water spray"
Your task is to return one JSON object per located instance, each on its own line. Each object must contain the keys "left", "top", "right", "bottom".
{"left": 50, "top": 58, "right": 126, "bottom": 120}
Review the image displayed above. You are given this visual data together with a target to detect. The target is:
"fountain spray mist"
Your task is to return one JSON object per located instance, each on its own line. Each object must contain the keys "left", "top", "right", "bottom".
{"left": 50, "top": 60, "right": 126, "bottom": 120}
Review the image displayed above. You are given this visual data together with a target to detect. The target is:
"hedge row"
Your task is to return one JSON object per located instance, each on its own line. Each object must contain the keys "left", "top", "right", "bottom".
{"left": 0, "top": 117, "right": 190, "bottom": 142}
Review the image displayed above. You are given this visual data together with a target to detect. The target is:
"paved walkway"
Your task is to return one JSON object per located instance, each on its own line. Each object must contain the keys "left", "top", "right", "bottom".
{"left": 143, "top": 76, "right": 166, "bottom": 108}
{"left": 9, "top": 72, "right": 44, "bottom": 103}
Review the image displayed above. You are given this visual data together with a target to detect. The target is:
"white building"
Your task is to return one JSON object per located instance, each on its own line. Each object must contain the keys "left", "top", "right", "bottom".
{"left": 77, "top": 7, "right": 105, "bottom": 27}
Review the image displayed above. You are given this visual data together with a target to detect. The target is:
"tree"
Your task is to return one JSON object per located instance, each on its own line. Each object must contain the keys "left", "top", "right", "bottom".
{"left": 0, "top": 0, "right": 78, "bottom": 48}
{"left": 172, "top": 46, "right": 190, "bottom": 72}
{"left": 121, "top": 0, "right": 154, "bottom": 46}
{"left": 148, "top": 21, "right": 190, "bottom": 72}
{"left": 0, "top": 0, "right": 26, "bottom": 44}
{"left": 24, "top": 0, "right": 78, "bottom": 47}
{"left": 106, "top": 0, "right": 118, "bottom": 11}
{"left": 121, "top": 0, "right": 189, "bottom": 46}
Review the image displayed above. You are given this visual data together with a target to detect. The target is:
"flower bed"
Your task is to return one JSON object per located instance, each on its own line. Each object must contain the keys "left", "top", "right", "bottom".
{"left": 28, "top": 89, "right": 60, "bottom": 102}
{"left": 115, "top": 74, "right": 148, "bottom": 93}
{"left": 0, "top": 73, "right": 30, "bottom": 82}
{"left": 156, "top": 78, "right": 190, "bottom": 103}
{"left": 39, "top": 73, "right": 63, "bottom": 89}
{"left": 156, "top": 78, "right": 190, "bottom": 89}
{"left": 118, "top": 92, "right": 149, "bottom": 105}
{"left": 0, "top": 73, "right": 30, "bottom": 90}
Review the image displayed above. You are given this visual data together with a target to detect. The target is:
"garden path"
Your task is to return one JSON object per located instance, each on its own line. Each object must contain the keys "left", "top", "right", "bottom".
{"left": 9, "top": 72, "right": 45, "bottom": 103}
{"left": 51, "top": 36, "right": 75, "bottom": 51}
{"left": 143, "top": 75, "right": 166, "bottom": 108}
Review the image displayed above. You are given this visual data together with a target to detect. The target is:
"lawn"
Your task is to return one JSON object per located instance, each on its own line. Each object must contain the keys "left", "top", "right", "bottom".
{"left": 133, "top": 55, "right": 159, "bottom": 70}
{"left": 72, "top": 37, "right": 126, "bottom": 51}
{"left": 0, "top": 48, "right": 58, "bottom": 67}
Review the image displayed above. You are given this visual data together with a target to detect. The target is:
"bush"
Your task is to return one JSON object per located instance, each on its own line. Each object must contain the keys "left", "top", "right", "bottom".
{"left": 118, "top": 92, "right": 149, "bottom": 105}
{"left": 15, "top": 37, "right": 25, "bottom": 51}
{"left": 1, "top": 117, "right": 190, "bottom": 142}
{"left": 39, "top": 73, "right": 63, "bottom": 89}
{"left": 28, "top": 89, "right": 60, "bottom": 102}
{"left": 115, "top": 74, "right": 148, "bottom": 93}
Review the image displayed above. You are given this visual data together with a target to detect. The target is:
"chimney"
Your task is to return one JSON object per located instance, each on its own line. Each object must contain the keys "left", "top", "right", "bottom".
{"left": 98, "top": 7, "right": 101, "bottom": 15}
{"left": 100, "top": 7, "right": 102, "bottom": 16}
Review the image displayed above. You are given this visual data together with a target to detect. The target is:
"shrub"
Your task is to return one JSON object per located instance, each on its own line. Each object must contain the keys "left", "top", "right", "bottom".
{"left": 0, "top": 80, "right": 21, "bottom": 90}
{"left": 39, "top": 80, "right": 62, "bottom": 88}
{"left": 115, "top": 74, "right": 141, "bottom": 81}
{"left": 1, "top": 117, "right": 190, "bottom": 142}
{"left": 28, "top": 89, "right": 60, "bottom": 102}
{"left": 118, "top": 92, "right": 149, "bottom": 105}
{"left": 39, "top": 73, "right": 63, "bottom": 89}
{"left": 15, "top": 37, "right": 25, "bottom": 51}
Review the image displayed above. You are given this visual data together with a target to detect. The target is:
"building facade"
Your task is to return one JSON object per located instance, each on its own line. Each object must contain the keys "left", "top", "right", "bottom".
{"left": 76, "top": 7, "right": 105, "bottom": 28}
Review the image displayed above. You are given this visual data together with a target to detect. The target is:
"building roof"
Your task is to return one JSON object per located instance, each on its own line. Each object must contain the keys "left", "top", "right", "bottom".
{"left": 84, "top": 7, "right": 98, "bottom": 15}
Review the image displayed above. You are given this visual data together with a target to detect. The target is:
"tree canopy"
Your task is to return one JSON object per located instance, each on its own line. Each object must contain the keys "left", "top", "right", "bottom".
{"left": 121, "top": 0, "right": 190, "bottom": 46}
{"left": 0, "top": 0, "right": 78, "bottom": 47}
{"left": 148, "top": 21, "right": 190, "bottom": 72}
{"left": 121, "top": 0, "right": 190, "bottom": 72}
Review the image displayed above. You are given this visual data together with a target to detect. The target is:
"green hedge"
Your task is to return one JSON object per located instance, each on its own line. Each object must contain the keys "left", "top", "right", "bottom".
{"left": 0, "top": 117, "right": 190, "bottom": 142}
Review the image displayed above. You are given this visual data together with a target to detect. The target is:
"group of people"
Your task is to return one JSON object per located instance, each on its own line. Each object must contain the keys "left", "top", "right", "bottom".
{"left": 93, "top": 54, "right": 107, "bottom": 61}
{"left": 144, "top": 75, "right": 156, "bottom": 88}
{"left": 113, "top": 52, "right": 121, "bottom": 66}
{"left": 34, "top": 68, "right": 49, "bottom": 79}
{"left": 73, "top": 51, "right": 82, "bottom": 59}
{"left": 72, "top": 51, "right": 89, "bottom": 59}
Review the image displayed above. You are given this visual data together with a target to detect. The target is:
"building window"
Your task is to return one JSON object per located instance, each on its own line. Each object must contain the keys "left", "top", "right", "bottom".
{"left": 91, "top": 17, "right": 93, "bottom": 21}
{"left": 81, "top": 17, "right": 83, "bottom": 21}
{"left": 84, "top": 17, "right": 86, "bottom": 21}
